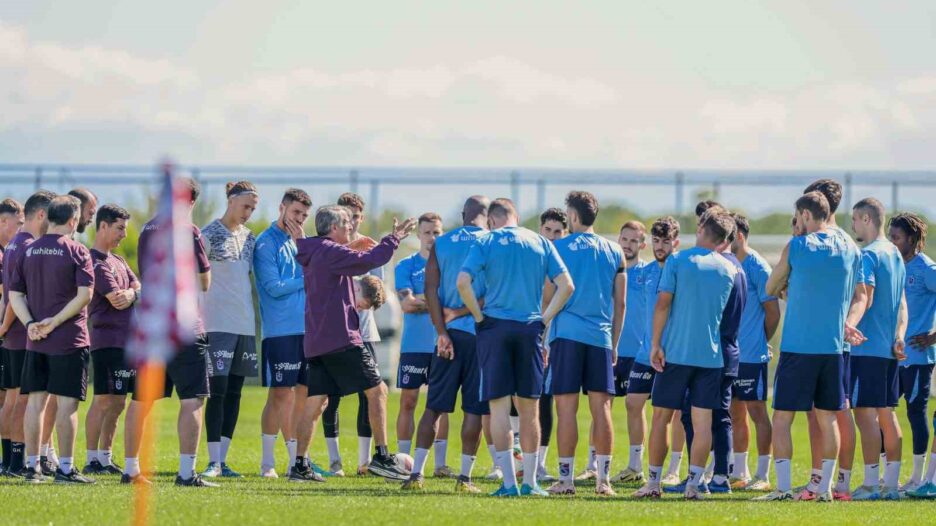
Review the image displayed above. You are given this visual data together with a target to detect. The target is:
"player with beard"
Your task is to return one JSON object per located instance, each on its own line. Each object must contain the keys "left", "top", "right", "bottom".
{"left": 0, "top": 198, "right": 23, "bottom": 474}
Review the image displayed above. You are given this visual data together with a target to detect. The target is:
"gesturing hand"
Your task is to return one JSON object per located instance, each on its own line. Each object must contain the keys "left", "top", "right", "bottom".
{"left": 392, "top": 217, "right": 418, "bottom": 240}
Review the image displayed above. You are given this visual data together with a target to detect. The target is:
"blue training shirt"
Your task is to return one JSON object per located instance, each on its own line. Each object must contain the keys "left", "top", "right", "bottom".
{"left": 461, "top": 226, "right": 567, "bottom": 323}
{"left": 781, "top": 230, "right": 861, "bottom": 355}
{"left": 618, "top": 260, "right": 649, "bottom": 358}
{"left": 395, "top": 252, "right": 436, "bottom": 353}
{"left": 904, "top": 253, "right": 936, "bottom": 366}
{"left": 658, "top": 246, "right": 737, "bottom": 369}
{"left": 254, "top": 222, "right": 305, "bottom": 338}
{"left": 738, "top": 249, "right": 777, "bottom": 363}
{"left": 853, "top": 239, "right": 906, "bottom": 359}
{"left": 549, "top": 232, "right": 624, "bottom": 349}
{"left": 719, "top": 252, "right": 747, "bottom": 377}
{"left": 636, "top": 260, "right": 665, "bottom": 365}
{"left": 434, "top": 225, "right": 487, "bottom": 335}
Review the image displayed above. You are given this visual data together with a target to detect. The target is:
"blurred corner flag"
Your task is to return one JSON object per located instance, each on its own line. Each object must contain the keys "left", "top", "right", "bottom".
{"left": 127, "top": 161, "right": 199, "bottom": 526}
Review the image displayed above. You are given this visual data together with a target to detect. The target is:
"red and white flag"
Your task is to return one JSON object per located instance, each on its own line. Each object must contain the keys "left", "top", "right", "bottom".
{"left": 127, "top": 162, "right": 198, "bottom": 365}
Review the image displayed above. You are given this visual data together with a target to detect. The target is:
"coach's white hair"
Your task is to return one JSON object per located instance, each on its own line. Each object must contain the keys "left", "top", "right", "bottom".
{"left": 315, "top": 205, "right": 349, "bottom": 236}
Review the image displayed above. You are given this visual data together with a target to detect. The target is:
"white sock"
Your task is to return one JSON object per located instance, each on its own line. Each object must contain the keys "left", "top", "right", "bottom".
{"left": 60, "top": 457, "right": 74, "bottom": 473}
{"left": 261, "top": 434, "right": 277, "bottom": 470}
{"left": 806, "top": 468, "right": 821, "bottom": 492}
{"left": 666, "top": 451, "right": 683, "bottom": 475}
{"left": 587, "top": 446, "right": 597, "bottom": 470}
{"left": 835, "top": 468, "right": 851, "bottom": 493}
{"left": 559, "top": 457, "right": 574, "bottom": 482}
{"left": 460, "top": 454, "right": 476, "bottom": 479}
{"left": 817, "top": 459, "right": 835, "bottom": 494}
{"left": 285, "top": 439, "right": 298, "bottom": 463}
{"left": 26, "top": 455, "right": 39, "bottom": 469}
{"left": 880, "top": 452, "right": 887, "bottom": 468}
{"left": 87, "top": 449, "right": 99, "bottom": 466}
{"left": 326, "top": 437, "right": 341, "bottom": 465}
{"left": 358, "top": 436, "right": 372, "bottom": 467}
{"left": 628, "top": 445, "right": 643, "bottom": 471}
{"left": 39, "top": 444, "right": 49, "bottom": 457}
{"left": 509, "top": 416, "right": 520, "bottom": 437}
{"left": 434, "top": 439, "right": 448, "bottom": 469}
{"left": 733, "top": 452, "right": 748, "bottom": 478}
{"left": 864, "top": 463, "right": 880, "bottom": 490}
{"left": 704, "top": 456, "right": 715, "bottom": 478}
{"left": 488, "top": 444, "right": 497, "bottom": 464}
{"left": 911, "top": 454, "right": 926, "bottom": 483}
{"left": 497, "top": 450, "right": 517, "bottom": 488}
{"left": 648, "top": 465, "right": 663, "bottom": 487}
{"left": 775, "top": 458, "right": 791, "bottom": 492}
{"left": 522, "top": 450, "right": 538, "bottom": 487}
{"left": 398, "top": 439, "right": 412, "bottom": 456}
{"left": 179, "top": 454, "right": 196, "bottom": 479}
{"left": 927, "top": 453, "right": 936, "bottom": 483}
{"left": 100, "top": 450, "right": 113, "bottom": 467}
{"left": 207, "top": 442, "right": 221, "bottom": 464}
{"left": 755, "top": 455, "right": 771, "bottom": 480}
{"left": 537, "top": 445, "right": 548, "bottom": 470}
{"left": 884, "top": 460, "right": 900, "bottom": 489}
{"left": 687, "top": 464, "right": 704, "bottom": 488}
{"left": 125, "top": 457, "right": 140, "bottom": 477}
{"left": 220, "top": 436, "right": 232, "bottom": 463}
{"left": 597, "top": 454, "right": 612, "bottom": 483}
{"left": 412, "top": 447, "right": 430, "bottom": 476}
{"left": 47, "top": 446, "right": 58, "bottom": 465}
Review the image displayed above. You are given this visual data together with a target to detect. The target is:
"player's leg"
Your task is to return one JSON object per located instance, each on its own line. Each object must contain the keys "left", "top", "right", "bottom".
{"left": 356, "top": 390, "right": 372, "bottom": 472}
{"left": 433, "top": 412, "right": 451, "bottom": 476}
{"left": 536, "top": 393, "right": 553, "bottom": 480}
{"left": 747, "top": 401, "right": 772, "bottom": 488}
{"left": 83, "top": 395, "right": 105, "bottom": 471}
{"left": 97, "top": 394, "right": 126, "bottom": 471}
{"left": 552, "top": 393, "right": 578, "bottom": 493}
{"left": 260, "top": 387, "right": 290, "bottom": 475}
{"left": 40, "top": 396, "right": 57, "bottom": 470}
{"left": 218, "top": 374, "right": 246, "bottom": 475}
{"left": 122, "top": 397, "right": 153, "bottom": 482}
{"left": 52, "top": 394, "right": 81, "bottom": 478}
{"left": 396, "top": 388, "right": 419, "bottom": 455}
{"left": 877, "top": 360, "right": 902, "bottom": 496}
{"left": 633, "top": 405, "right": 672, "bottom": 497}
{"left": 23, "top": 391, "right": 49, "bottom": 479}
{"left": 203, "top": 373, "right": 228, "bottom": 477}
{"left": 665, "top": 410, "right": 686, "bottom": 483}
{"left": 901, "top": 364, "right": 932, "bottom": 490}
{"left": 588, "top": 390, "right": 614, "bottom": 494}
{"left": 321, "top": 394, "right": 341, "bottom": 468}
{"left": 834, "top": 352, "right": 856, "bottom": 497}
{"left": 292, "top": 393, "right": 327, "bottom": 481}
{"left": 709, "top": 374, "right": 733, "bottom": 493}
{"left": 623, "top": 372, "right": 652, "bottom": 480}
{"left": 730, "top": 400, "right": 749, "bottom": 482}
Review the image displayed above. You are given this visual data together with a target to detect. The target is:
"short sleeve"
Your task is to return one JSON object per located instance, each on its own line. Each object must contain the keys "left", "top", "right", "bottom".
{"left": 544, "top": 240, "right": 567, "bottom": 280}
{"left": 94, "top": 258, "right": 120, "bottom": 295}
{"left": 75, "top": 247, "right": 94, "bottom": 288}
{"left": 460, "top": 237, "right": 488, "bottom": 278}
{"left": 924, "top": 263, "right": 936, "bottom": 293}
{"left": 8, "top": 250, "right": 26, "bottom": 294}
{"left": 193, "top": 227, "right": 211, "bottom": 273}
{"left": 658, "top": 255, "right": 677, "bottom": 293}
{"left": 756, "top": 261, "right": 776, "bottom": 303}
{"left": 395, "top": 257, "right": 414, "bottom": 292}
{"left": 860, "top": 250, "right": 876, "bottom": 287}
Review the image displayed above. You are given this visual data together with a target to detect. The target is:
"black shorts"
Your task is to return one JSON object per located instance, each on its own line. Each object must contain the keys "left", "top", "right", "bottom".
{"left": 133, "top": 334, "right": 211, "bottom": 401}
{"left": 206, "top": 332, "right": 258, "bottom": 378}
{"left": 1, "top": 347, "right": 26, "bottom": 390}
{"left": 306, "top": 345, "right": 382, "bottom": 397}
{"left": 92, "top": 347, "right": 135, "bottom": 396}
{"left": 21, "top": 348, "right": 90, "bottom": 400}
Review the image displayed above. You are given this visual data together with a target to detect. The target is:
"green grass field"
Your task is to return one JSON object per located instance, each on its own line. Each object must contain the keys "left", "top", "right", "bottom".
{"left": 1, "top": 386, "right": 933, "bottom": 525}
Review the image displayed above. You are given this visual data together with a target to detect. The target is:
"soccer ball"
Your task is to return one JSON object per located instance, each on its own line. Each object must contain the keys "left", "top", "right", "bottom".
{"left": 396, "top": 453, "right": 414, "bottom": 471}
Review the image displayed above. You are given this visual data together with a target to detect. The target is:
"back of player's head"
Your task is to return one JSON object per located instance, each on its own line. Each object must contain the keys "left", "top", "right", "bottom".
{"left": 462, "top": 195, "right": 490, "bottom": 223}
{"left": 651, "top": 216, "right": 680, "bottom": 240}
{"left": 699, "top": 210, "right": 735, "bottom": 244}
{"left": 620, "top": 220, "right": 646, "bottom": 240}
{"left": 565, "top": 191, "right": 599, "bottom": 226}
{"left": 489, "top": 198, "right": 518, "bottom": 221}
{"left": 47, "top": 195, "right": 81, "bottom": 226}
{"left": 0, "top": 198, "right": 23, "bottom": 216}
{"left": 282, "top": 188, "right": 312, "bottom": 207}
{"left": 888, "top": 212, "right": 927, "bottom": 253}
{"left": 179, "top": 177, "right": 201, "bottom": 203}
{"left": 337, "top": 192, "right": 365, "bottom": 212}
{"left": 23, "top": 190, "right": 56, "bottom": 219}
{"left": 694, "top": 200, "right": 723, "bottom": 218}
{"left": 315, "top": 205, "right": 349, "bottom": 236}
{"left": 357, "top": 274, "right": 386, "bottom": 309}
{"left": 733, "top": 213, "right": 750, "bottom": 238}
{"left": 96, "top": 204, "right": 131, "bottom": 230}
{"left": 803, "top": 179, "right": 842, "bottom": 214}
{"left": 852, "top": 197, "right": 886, "bottom": 228}
{"left": 68, "top": 187, "right": 97, "bottom": 207}
{"left": 796, "top": 191, "right": 830, "bottom": 222}
{"left": 418, "top": 212, "right": 442, "bottom": 226}
{"left": 225, "top": 180, "right": 258, "bottom": 198}
{"left": 539, "top": 207, "right": 567, "bottom": 228}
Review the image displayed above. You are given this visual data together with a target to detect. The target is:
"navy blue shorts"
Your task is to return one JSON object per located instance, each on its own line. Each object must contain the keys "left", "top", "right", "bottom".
{"left": 732, "top": 362, "right": 768, "bottom": 402}
{"left": 651, "top": 363, "right": 723, "bottom": 410}
{"left": 426, "top": 329, "right": 489, "bottom": 415}
{"left": 772, "top": 352, "right": 845, "bottom": 412}
{"left": 545, "top": 338, "right": 614, "bottom": 396}
{"left": 900, "top": 364, "right": 934, "bottom": 405}
{"left": 842, "top": 351, "right": 852, "bottom": 401}
{"left": 613, "top": 357, "right": 635, "bottom": 396}
{"left": 476, "top": 317, "right": 545, "bottom": 401}
{"left": 627, "top": 361, "right": 656, "bottom": 395}
{"left": 397, "top": 353, "right": 433, "bottom": 389}
{"left": 261, "top": 335, "right": 306, "bottom": 388}
{"left": 850, "top": 355, "right": 899, "bottom": 408}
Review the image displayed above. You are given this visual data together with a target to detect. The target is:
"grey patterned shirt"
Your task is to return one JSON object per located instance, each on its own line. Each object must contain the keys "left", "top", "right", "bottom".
{"left": 201, "top": 219, "right": 257, "bottom": 335}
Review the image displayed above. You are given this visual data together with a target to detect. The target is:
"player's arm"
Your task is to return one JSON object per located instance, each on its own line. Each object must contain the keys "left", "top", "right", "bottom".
{"left": 843, "top": 283, "right": 869, "bottom": 345}
{"left": 8, "top": 291, "right": 34, "bottom": 330}
{"left": 542, "top": 272, "right": 574, "bottom": 326}
{"left": 457, "top": 271, "right": 483, "bottom": 322}
{"left": 763, "top": 299, "right": 780, "bottom": 342}
{"left": 541, "top": 276, "right": 556, "bottom": 313}
{"left": 909, "top": 266, "right": 936, "bottom": 349}
{"left": 34, "top": 286, "right": 93, "bottom": 337}
{"left": 765, "top": 242, "right": 791, "bottom": 298}
{"left": 0, "top": 302, "right": 16, "bottom": 338}
{"left": 649, "top": 291, "right": 673, "bottom": 372}
{"left": 253, "top": 241, "right": 303, "bottom": 298}
{"left": 610, "top": 267, "right": 627, "bottom": 366}
{"left": 893, "top": 291, "right": 908, "bottom": 360}
{"left": 98, "top": 260, "right": 135, "bottom": 310}
{"left": 424, "top": 247, "right": 446, "bottom": 335}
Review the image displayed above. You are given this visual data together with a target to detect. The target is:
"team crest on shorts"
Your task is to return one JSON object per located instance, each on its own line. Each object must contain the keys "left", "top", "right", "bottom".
{"left": 402, "top": 374, "right": 410, "bottom": 384}
{"left": 115, "top": 379, "right": 122, "bottom": 391}
{"left": 275, "top": 371, "right": 283, "bottom": 382}
{"left": 217, "top": 359, "right": 225, "bottom": 371}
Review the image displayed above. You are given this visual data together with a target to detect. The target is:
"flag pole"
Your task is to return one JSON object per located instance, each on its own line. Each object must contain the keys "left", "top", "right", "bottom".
{"left": 132, "top": 362, "right": 165, "bottom": 526}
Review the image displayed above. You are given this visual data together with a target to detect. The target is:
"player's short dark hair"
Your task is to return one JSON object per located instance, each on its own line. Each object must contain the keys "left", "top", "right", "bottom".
{"left": 282, "top": 188, "right": 312, "bottom": 207}
{"left": 47, "top": 195, "right": 81, "bottom": 226}
{"left": 796, "top": 191, "right": 830, "bottom": 221}
{"left": 95, "top": 204, "right": 131, "bottom": 229}
{"left": 565, "top": 191, "right": 599, "bottom": 226}
{"left": 179, "top": 177, "right": 201, "bottom": 202}
{"left": 620, "top": 220, "right": 647, "bottom": 240}
{"left": 358, "top": 275, "right": 386, "bottom": 309}
{"left": 695, "top": 200, "right": 722, "bottom": 218}
{"left": 418, "top": 212, "right": 442, "bottom": 226}
{"left": 650, "top": 216, "right": 680, "bottom": 240}
{"left": 225, "top": 180, "right": 258, "bottom": 198}
{"left": 462, "top": 195, "right": 490, "bottom": 223}
{"left": 337, "top": 192, "right": 365, "bottom": 211}
{"left": 539, "top": 207, "right": 567, "bottom": 229}
{"left": 0, "top": 198, "right": 23, "bottom": 216}
{"left": 733, "top": 213, "right": 750, "bottom": 238}
{"left": 853, "top": 197, "right": 886, "bottom": 228}
{"left": 489, "top": 198, "right": 518, "bottom": 221}
{"left": 700, "top": 210, "right": 735, "bottom": 244}
{"left": 67, "top": 188, "right": 97, "bottom": 207}
{"left": 804, "top": 179, "right": 842, "bottom": 214}
{"left": 23, "top": 190, "right": 56, "bottom": 219}
{"left": 888, "top": 212, "right": 928, "bottom": 253}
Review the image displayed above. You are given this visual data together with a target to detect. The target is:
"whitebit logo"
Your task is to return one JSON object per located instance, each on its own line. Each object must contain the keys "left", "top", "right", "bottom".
{"left": 26, "top": 247, "right": 64, "bottom": 257}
